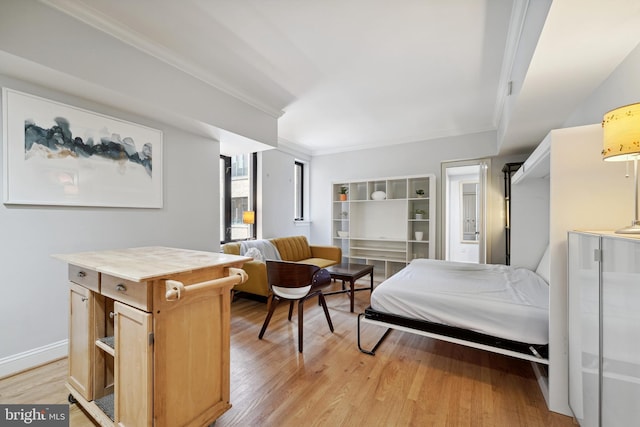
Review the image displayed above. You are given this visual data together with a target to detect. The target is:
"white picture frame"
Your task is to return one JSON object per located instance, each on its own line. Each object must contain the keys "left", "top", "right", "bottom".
{"left": 2, "top": 88, "right": 163, "bottom": 208}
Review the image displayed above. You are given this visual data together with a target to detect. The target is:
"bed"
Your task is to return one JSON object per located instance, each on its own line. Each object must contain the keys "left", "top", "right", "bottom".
{"left": 357, "top": 256, "right": 550, "bottom": 363}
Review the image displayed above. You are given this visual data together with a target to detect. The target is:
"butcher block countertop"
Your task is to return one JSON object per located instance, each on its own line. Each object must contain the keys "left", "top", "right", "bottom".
{"left": 53, "top": 246, "right": 251, "bottom": 282}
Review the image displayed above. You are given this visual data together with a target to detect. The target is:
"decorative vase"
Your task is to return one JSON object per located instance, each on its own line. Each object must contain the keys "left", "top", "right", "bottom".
{"left": 414, "top": 231, "right": 424, "bottom": 241}
{"left": 371, "top": 191, "right": 386, "bottom": 200}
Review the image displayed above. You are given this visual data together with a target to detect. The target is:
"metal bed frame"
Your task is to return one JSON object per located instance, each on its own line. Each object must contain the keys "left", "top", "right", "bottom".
{"left": 357, "top": 306, "right": 549, "bottom": 364}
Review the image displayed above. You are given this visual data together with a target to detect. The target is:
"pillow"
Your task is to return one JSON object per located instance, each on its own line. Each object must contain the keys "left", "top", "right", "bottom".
{"left": 244, "top": 247, "right": 264, "bottom": 262}
{"left": 239, "top": 240, "right": 282, "bottom": 261}
{"left": 535, "top": 245, "right": 551, "bottom": 284}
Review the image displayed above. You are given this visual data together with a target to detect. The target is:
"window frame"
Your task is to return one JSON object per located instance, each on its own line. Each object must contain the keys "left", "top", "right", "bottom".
{"left": 220, "top": 153, "right": 257, "bottom": 243}
{"left": 294, "top": 160, "right": 304, "bottom": 221}
{"left": 220, "top": 155, "right": 232, "bottom": 243}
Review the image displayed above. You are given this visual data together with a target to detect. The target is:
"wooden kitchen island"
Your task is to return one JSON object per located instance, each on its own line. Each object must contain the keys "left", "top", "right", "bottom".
{"left": 54, "top": 246, "right": 250, "bottom": 427}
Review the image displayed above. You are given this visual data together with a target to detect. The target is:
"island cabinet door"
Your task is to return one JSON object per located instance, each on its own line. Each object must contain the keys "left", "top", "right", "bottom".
{"left": 113, "top": 301, "right": 152, "bottom": 427}
{"left": 152, "top": 277, "right": 233, "bottom": 427}
{"left": 68, "top": 282, "right": 94, "bottom": 401}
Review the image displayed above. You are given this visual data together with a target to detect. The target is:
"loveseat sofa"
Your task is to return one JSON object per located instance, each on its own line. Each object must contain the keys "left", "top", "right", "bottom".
{"left": 222, "top": 235, "right": 342, "bottom": 300}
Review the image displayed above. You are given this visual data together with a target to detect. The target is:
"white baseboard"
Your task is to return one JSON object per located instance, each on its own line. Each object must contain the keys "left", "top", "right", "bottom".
{"left": 0, "top": 340, "right": 68, "bottom": 379}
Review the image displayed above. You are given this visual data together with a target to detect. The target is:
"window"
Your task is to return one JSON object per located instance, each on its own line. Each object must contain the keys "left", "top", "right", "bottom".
{"left": 294, "top": 161, "right": 304, "bottom": 220}
{"left": 220, "top": 156, "right": 231, "bottom": 241}
{"left": 220, "top": 153, "right": 257, "bottom": 243}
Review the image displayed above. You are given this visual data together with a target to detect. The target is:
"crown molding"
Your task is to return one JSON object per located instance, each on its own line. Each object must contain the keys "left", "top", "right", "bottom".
{"left": 493, "top": 0, "right": 530, "bottom": 128}
{"left": 276, "top": 138, "right": 313, "bottom": 160}
{"left": 306, "top": 126, "right": 497, "bottom": 157}
{"left": 40, "top": 0, "right": 285, "bottom": 119}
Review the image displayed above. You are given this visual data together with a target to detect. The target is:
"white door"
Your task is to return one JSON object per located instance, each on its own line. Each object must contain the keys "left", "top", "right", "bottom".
{"left": 441, "top": 159, "right": 490, "bottom": 263}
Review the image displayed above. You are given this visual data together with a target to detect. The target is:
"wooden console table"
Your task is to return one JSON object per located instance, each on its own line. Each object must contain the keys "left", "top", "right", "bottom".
{"left": 54, "top": 247, "right": 250, "bottom": 427}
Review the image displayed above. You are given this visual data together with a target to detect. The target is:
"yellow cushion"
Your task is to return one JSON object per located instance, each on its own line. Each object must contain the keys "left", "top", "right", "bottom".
{"left": 222, "top": 243, "right": 241, "bottom": 256}
{"left": 302, "top": 258, "right": 338, "bottom": 268}
{"left": 271, "top": 236, "right": 312, "bottom": 261}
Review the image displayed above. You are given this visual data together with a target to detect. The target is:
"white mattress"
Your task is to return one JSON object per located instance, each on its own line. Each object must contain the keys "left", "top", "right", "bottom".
{"left": 370, "top": 258, "right": 549, "bottom": 345}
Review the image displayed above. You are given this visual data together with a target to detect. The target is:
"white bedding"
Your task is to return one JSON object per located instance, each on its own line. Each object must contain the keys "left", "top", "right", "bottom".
{"left": 370, "top": 258, "right": 549, "bottom": 345}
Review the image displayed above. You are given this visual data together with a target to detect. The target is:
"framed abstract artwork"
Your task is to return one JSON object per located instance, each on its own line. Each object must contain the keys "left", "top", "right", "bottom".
{"left": 2, "top": 88, "right": 163, "bottom": 208}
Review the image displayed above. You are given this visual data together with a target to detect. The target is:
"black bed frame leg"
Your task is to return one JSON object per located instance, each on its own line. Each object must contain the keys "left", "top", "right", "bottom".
{"left": 357, "top": 313, "right": 392, "bottom": 355}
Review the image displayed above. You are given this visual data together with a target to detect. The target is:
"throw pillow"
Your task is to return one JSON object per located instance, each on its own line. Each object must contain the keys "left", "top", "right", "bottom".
{"left": 244, "top": 247, "right": 264, "bottom": 262}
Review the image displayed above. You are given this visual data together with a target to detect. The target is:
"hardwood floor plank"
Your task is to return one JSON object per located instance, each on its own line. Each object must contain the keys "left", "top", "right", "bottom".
{"left": 0, "top": 283, "right": 577, "bottom": 426}
{"left": 0, "top": 359, "right": 98, "bottom": 427}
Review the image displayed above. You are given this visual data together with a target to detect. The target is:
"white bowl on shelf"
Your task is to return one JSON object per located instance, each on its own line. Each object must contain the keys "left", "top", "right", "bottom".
{"left": 337, "top": 231, "right": 349, "bottom": 238}
{"left": 371, "top": 191, "right": 386, "bottom": 200}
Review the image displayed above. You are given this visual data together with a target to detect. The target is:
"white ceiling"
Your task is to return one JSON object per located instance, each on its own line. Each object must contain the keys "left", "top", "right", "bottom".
{"left": 40, "top": 0, "right": 640, "bottom": 156}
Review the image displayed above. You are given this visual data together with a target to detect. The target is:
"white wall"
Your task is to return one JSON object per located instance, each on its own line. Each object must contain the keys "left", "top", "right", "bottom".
{"left": 563, "top": 41, "right": 640, "bottom": 128}
{"left": 0, "top": 76, "right": 220, "bottom": 376}
{"left": 310, "top": 130, "right": 525, "bottom": 264}
{"left": 259, "top": 149, "right": 310, "bottom": 239}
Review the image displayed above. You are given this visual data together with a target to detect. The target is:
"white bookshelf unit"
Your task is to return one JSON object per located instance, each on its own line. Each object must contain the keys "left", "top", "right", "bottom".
{"left": 332, "top": 174, "right": 436, "bottom": 281}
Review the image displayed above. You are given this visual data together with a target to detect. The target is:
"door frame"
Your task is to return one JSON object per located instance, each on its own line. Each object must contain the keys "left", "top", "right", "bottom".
{"left": 440, "top": 158, "right": 491, "bottom": 263}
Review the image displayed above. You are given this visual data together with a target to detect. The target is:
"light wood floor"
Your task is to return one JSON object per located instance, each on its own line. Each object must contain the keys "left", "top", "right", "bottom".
{"left": 0, "top": 282, "right": 577, "bottom": 426}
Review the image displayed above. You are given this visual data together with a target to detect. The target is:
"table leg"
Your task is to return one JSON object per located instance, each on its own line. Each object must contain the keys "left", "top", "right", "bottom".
{"left": 370, "top": 270, "right": 373, "bottom": 293}
{"left": 350, "top": 279, "right": 355, "bottom": 313}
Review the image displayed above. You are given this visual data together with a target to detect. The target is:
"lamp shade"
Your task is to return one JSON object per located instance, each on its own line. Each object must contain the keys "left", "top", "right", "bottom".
{"left": 602, "top": 103, "right": 640, "bottom": 161}
{"left": 242, "top": 210, "right": 255, "bottom": 225}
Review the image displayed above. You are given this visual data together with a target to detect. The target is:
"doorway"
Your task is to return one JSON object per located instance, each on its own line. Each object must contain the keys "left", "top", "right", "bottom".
{"left": 441, "top": 159, "right": 490, "bottom": 263}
